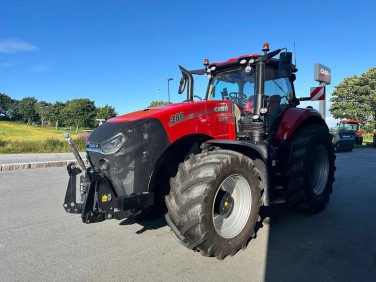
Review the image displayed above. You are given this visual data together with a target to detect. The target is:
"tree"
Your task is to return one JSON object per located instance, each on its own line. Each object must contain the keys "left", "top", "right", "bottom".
{"left": 35, "top": 101, "right": 50, "bottom": 126}
{"left": 18, "top": 97, "right": 39, "bottom": 124}
{"left": 330, "top": 67, "right": 376, "bottom": 125}
{"left": 96, "top": 104, "right": 117, "bottom": 121}
{"left": 47, "top": 101, "right": 65, "bottom": 130}
{"left": 64, "top": 98, "right": 96, "bottom": 132}
{"left": 8, "top": 99, "right": 21, "bottom": 121}
{"left": 360, "top": 67, "right": 376, "bottom": 121}
{"left": 147, "top": 101, "right": 170, "bottom": 108}
{"left": 0, "top": 93, "right": 12, "bottom": 118}
{"left": 0, "top": 94, "right": 21, "bottom": 120}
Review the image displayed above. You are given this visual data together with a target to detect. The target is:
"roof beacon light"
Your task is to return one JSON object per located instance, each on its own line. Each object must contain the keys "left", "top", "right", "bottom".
{"left": 204, "top": 58, "right": 209, "bottom": 68}
{"left": 262, "top": 43, "right": 270, "bottom": 54}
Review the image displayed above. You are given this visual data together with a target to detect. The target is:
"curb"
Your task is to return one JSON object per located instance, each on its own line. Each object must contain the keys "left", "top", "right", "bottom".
{"left": 0, "top": 160, "right": 85, "bottom": 171}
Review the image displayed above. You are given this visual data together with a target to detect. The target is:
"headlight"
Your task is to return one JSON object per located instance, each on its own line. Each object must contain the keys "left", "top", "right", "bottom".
{"left": 101, "top": 133, "right": 126, "bottom": 154}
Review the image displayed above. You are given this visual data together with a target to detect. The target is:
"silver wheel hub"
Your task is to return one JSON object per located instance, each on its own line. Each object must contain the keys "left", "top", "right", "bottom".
{"left": 212, "top": 174, "right": 252, "bottom": 239}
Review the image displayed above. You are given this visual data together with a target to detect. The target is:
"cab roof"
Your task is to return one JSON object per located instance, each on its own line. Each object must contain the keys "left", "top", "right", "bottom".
{"left": 208, "top": 54, "right": 279, "bottom": 71}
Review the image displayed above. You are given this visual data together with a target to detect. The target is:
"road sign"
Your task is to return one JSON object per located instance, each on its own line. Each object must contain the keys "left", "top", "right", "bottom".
{"left": 310, "top": 86, "right": 325, "bottom": 101}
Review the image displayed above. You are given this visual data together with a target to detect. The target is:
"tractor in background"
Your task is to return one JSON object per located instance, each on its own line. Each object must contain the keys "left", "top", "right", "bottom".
{"left": 338, "top": 119, "right": 363, "bottom": 145}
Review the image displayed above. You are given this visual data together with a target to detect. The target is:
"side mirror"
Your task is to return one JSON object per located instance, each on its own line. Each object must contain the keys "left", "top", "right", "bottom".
{"left": 278, "top": 52, "right": 292, "bottom": 77}
{"left": 178, "top": 65, "right": 194, "bottom": 100}
{"left": 178, "top": 76, "right": 186, "bottom": 94}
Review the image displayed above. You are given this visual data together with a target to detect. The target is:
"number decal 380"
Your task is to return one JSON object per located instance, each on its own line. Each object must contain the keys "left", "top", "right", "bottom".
{"left": 170, "top": 112, "right": 184, "bottom": 124}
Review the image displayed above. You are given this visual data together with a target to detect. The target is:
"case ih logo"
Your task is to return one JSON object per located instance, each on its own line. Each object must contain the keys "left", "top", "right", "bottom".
{"left": 320, "top": 69, "right": 330, "bottom": 79}
{"left": 88, "top": 143, "right": 99, "bottom": 148}
{"left": 214, "top": 105, "right": 229, "bottom": 112}
{"left": 314, "top": 63, "right": 331, "bottom": 85}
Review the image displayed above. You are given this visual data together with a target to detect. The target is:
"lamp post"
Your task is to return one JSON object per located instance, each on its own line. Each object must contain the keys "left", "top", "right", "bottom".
{"left": 167, "top": 77, "right": 173, "bottom": 103}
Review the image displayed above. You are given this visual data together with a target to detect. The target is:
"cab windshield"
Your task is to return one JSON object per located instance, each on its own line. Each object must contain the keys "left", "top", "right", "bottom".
{"left": 206, "top": 65, "right": 293, "bottom": 111}
{"left": 339, "top": 123, "right": 359, "bottom": 131}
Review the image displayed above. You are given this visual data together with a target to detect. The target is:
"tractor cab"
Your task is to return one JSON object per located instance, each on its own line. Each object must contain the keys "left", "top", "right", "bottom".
{"left": 205, "top": 56, "right": 295, "bottom": 132}
{"left": 178, "top": 43, "right": 298, "bottom": 139}
{"left": 338, "top": 120, "right": 360, "bottom": 131}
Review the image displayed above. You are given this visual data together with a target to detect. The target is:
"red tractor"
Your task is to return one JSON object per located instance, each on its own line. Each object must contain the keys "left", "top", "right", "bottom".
{"left": 338, "top": 119, "right": 363, "bottom": 145}
{"left": 63, "top": 43, "right": 335, "bottom": 259}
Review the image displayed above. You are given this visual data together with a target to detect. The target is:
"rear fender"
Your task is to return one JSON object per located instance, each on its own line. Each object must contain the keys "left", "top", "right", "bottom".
{"left": 275, "top": 108, "right": 326, "bottom": 140}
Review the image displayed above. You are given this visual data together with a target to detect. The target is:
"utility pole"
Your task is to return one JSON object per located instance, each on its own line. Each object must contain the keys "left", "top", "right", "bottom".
{"left": 319, "top": 82, "right": 327, "bottom": 120}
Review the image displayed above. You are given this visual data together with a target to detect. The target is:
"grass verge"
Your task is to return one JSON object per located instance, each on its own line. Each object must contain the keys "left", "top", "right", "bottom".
{"left": 0, "top": 121, "right": 89, "bottom": 154}
{"left": 0, "top": 138, "right": 87, "bottom": 153}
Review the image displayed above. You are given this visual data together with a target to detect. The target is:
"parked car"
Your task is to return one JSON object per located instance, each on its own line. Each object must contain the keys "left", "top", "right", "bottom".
{"left": 331, "top": 128, "right": 355, "bottom": 151}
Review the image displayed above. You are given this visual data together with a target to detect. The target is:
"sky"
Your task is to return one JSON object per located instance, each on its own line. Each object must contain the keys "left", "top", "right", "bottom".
{"left": 1, "top": 0, "right": 375, "bottom": 127}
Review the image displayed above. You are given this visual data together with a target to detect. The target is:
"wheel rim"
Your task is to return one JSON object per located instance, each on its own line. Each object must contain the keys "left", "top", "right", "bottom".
{"left": 212, "top": 174, "right": 252, "bottom": 239}
{"left": 310, "top": 145, "right": 329, "bottom": 195}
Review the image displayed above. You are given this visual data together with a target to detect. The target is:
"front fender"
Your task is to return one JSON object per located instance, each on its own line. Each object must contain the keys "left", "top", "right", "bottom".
{"left": 206, "top": 139, "right": 268, "bottom": 162}
{"left": 205, "top": 139, "right": 275, "bottom": 206}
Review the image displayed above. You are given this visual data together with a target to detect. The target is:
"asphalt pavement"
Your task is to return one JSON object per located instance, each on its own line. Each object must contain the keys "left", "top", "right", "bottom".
{"left": 0, "top": 152, "right": 86, "bottom": 171}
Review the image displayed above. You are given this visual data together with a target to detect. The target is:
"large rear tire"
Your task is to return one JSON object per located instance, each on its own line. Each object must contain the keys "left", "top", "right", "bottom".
{"left": 285, "top": 124, "right": 335, "bottom": 213}
{"left": 165, "top": 149, "right": 262, "bottom": 259}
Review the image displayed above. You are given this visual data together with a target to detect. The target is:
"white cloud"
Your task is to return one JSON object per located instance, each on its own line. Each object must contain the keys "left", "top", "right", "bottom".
{"left": 0, "top": 38, "right": 39, "bottom": 54}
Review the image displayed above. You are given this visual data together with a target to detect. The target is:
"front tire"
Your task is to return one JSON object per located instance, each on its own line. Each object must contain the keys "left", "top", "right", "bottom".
{"left": 285, "top": 124, "right": 335, "bottom": 213}
{"left": 165, "top": 149, "right": 262, "bottom": 259}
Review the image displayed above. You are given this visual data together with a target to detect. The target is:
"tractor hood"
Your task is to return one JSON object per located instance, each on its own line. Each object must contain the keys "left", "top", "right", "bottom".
{"left": 87, "top": 101, "right": 195, "bottom": 153}
{"left": 85, "top": 99, "right": 236, "bottom": 198}
{"left": 107, "top": 100, "right": 236, "bottom": 143}
{"left": 111, "top": 102, "right": 199, "bottom": 122}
